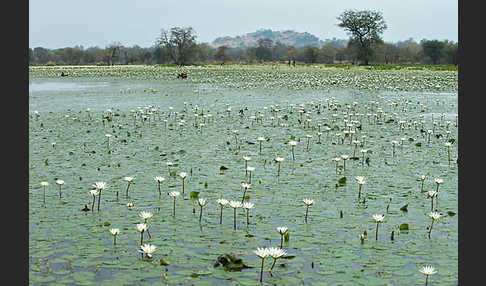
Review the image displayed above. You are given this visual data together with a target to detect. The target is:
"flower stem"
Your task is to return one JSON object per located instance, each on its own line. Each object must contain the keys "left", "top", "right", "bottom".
{"left": 270, "top": 258, "right": 277, "bottom": 272}
{"left": 97, "top": 191, "right": 101, "bottom": 211}
{"left": 91, "top": 196, "right": 95, "bottom": 212}
{"left": 125, "top": 183, "right": 130, "bottom": 198}
{"left": 233, "top": 208, "right": 237, "bottom": 230}
{"left": 260, "top": 258, "right": 265, "bottom": 282}
{"left": 305, "top": 206, "right": 309, "bottom": 223}
{"left": 428, "top": 219, "right": 435, "bottom": 239}
{"left": 280, "top": 235, "right": 283, "bottom": 249}
{"left": 220, "top": 206, "right": 223, "bottom": 224}
{"left": 376, "top": 223, "right": 379, "bottom": 240}
{"left": 199, "top": 206, "right": 203, "bottom": 223}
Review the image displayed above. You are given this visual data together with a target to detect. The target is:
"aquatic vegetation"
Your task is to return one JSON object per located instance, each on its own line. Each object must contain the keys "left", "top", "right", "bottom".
{"left": 29, "top": 66, "right": 457, "bottom": 285}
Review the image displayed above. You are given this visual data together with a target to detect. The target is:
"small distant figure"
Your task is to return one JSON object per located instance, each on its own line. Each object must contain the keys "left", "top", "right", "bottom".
{"left": 82, "top": 204, "right": 90, "bottom": 212}
{"left": 60, "top": 71, "right": 68, "bottom": 77}
{"left": 288, "top": 60, "right": 291, "bottom": 66}
{"left": 177, "top": 73, "right": 188, "bottom": 79}
{"left": 292, "top": 60, "right": 296, "bottom": 67}
{"left": 221, "top": 62, "right": 225, "bottom": 66}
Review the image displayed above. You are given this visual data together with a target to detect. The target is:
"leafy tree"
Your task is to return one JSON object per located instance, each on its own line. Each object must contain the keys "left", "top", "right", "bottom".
{"left": 214, "top": 45, "right": 232, "bottom": 63}
{"left": 421, "top": 40, "right": 445, "bottom": 64}
{"left": 319, "top": 44, "right": 338, "bottom": 64}
{"left": 337, "top": 9, "right": 387, "bottom": 65}
{"left": 303, "top": 46, "right": 319, "bottom": 63}
{"left": 156, "top": 27, "right": 197, "bottom": 65}
{"left": 255, "top": 38, "right": 273, "bottom": 62}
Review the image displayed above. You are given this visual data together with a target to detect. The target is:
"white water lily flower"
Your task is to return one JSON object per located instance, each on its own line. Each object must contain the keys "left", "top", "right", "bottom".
{"left": 303, "top": 198, "right": 314, "bottom": 206}
{"left": 123, "top": 176, "right": 134, "bottom": 182}
{"left": 105, "top": 134, "right": 112, "bottom": 138}
{"left": 257, "top": 137, "right": 265, "bottom": 141}
{"left": 197, "top": 198, "right": 207, "bottom": 207}
{"left": 89, "top": 189, "right": 99, "bottom": 197}
{"left": 109, "top": 228, "right": 119, "bottom": 236}
{"left": 268, "top": 247, "right": 286, "bottom": 259}
{"left": 254, "top": 247, "right": 270, "bottom": 258}
{"left": 340, "top": 154, "right": 349, "bottom": 160}
{"left": 154, "top": 176, "right": 165, "bottom": 183}
{"left": 246, "top": 166, "right": 255, "bottom": 172}
{"left": 93, "top": 182, "right": 107, "bottom": 190}
{"left": 139, "top": 211, "right": 153, "bottom": 220}
{"left": 217, "top": 198, "right": 229, "bottom": 206}
{"left": 355, "top": 176, "right": 366, "bottom": 185}
{"left": 40, "top": 181, "right": 49, "bottom": 187}
{"left": 166, "top": 162, "right": 173, "bottom": 167}
{"left": 289, "top": 141, "right": 297, "bottom": 146}
{"left": 169, "top": 191, "right": 180, "bottom": 197}
{"left": 126, "top": 202, "right": 134, "bottom": 208}
{"left": 55, "top": 179, "right": 64, "bottom": 185}
{"left": 139, "top": 244, "right": 157, "bottom": 257}
{"left": 243, "top": 202, "right": 254, "bottom": 209}
{"left": 136, "top": 223, "right": 148, "bottom": 233}
{"left": 275, "top": 157, "right": 284, "bottom": 162}
{"left": 179, "top": 172, "right": 187, "bottom": 179}
{"left": 229, "top": 200, "right": 242, "bottom": 209}
{"left": 434, "top": 178, "right": 444, "bottom": 184}
{"left": 276, "top": 227, "right": 288, "bottom": 235}
{"left": 429, "top": 212, "right": 441, "bottom": 220}
{"left": 427, "top": 190, "right": 438, "bottom": 198}
{"left": 419, "top": 265, "right": 437, "bottom": 276}
{"left": 372, "top": 214, "right": 385, "bottom": 223}
{"left": 243, "top": 156, "right": 251, "bottom": 161}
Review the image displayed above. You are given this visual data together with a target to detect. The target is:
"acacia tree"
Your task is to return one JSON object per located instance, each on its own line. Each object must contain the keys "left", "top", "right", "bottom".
{"left": 156, "top": 27, "right": 197, "bottom": 66}
{"left": 337, "top": 9, "right": 387, "bottom": 65}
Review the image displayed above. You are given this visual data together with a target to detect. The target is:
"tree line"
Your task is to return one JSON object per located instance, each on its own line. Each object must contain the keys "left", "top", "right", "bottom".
{"left": 29, "top": 10, "right": 457, "bottom": 67}
{"left": 29, "top": 37, "right": 457, "bottom": 66}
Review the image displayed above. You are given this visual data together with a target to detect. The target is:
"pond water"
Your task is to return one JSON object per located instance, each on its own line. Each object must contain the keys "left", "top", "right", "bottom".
{"left": 29, "top": 76, "right": 458, "bottom": 285}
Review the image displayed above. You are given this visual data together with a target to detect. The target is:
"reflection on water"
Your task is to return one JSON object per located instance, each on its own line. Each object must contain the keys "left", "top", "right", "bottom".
{"left": 29, "top": 81, "right": 109, "bottom": 92}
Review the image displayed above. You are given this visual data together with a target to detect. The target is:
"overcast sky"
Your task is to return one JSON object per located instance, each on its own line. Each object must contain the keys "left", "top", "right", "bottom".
{"left": 29, "top": 0, "right": 457, "bottom": 49}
